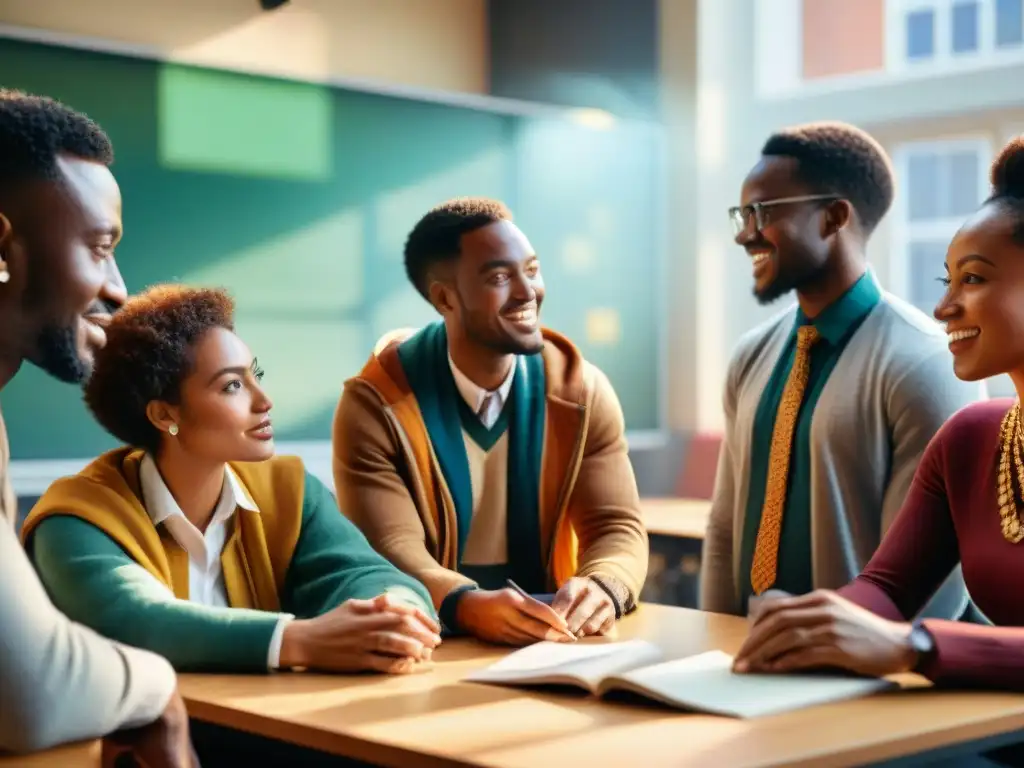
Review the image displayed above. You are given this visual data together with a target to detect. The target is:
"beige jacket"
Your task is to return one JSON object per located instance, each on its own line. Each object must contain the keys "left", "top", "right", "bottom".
{"left": 333, "top": 327, "right": 649, "bottom": 613}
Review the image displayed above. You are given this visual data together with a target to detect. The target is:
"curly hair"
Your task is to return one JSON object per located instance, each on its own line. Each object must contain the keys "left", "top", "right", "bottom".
{"left": 84, "top": 284, "right": 235, "bottom": 452}
{"left": 0, "top": 89, "right": 113, "bottom": 186}
{"left": 987, "top": 136, "right": 1024, "bottom": 244}
{"left": 762, "top": 121, "right": 894, "bottom": 236}
{"left": 403, "top": 197, "right": 513, "bottom": 299}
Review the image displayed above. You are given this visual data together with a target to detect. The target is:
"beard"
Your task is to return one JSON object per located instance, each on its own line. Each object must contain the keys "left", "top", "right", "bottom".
{"left": 754, "top": 256, "right": 830, "bottom": 306}
{"left": 28, "top": 324, "right": 88, "bottom": 384}
{"left": 753, "top": 275, "right": 799, "bottom": 305}
{"left": 466, "top": 324, "right": 542, "bottom": 355}
{"left": 463, "top": 314, "right": 543, "bottom": 356}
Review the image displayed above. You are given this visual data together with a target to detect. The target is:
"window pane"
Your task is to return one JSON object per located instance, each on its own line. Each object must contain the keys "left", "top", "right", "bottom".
{"left": 907, "top": 9, "right": 936, "bottom": 59}
{"left": 997, "top": 0, "right": 1024, "bottom": 47}
{"left": 946, "top": 151, "right": 982, "bottom": 216}
{"left": 952, "top": 2, "right": 979, "bottom": 52}
{"left": 908, "top": 240, "right": 949, "bottom": 314}
{"left": 907, "top": 152, "right": 941, "bottom": 221}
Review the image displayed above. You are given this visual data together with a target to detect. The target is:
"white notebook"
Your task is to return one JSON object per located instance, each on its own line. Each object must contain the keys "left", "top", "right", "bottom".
{"left": 465, "top": 640, "right": 896, "bottom": 718}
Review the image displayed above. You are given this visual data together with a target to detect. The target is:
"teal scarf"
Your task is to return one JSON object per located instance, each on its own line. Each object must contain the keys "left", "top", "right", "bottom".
{"left": 397, "top": 322, "right": 547, "bottom": 591}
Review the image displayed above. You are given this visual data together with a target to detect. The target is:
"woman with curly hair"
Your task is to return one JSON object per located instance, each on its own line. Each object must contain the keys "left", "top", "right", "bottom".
{"left": 22, "top": 284, "right": 440, "bottom": 678}
{"left": 734, "top": 136, "right": 1024, "bottom": 704}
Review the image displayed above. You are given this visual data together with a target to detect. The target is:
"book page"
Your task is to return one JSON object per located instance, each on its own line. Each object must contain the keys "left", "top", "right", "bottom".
{"left": 604, "top": 650, "right": 896, "bottom": 718}
{"left": 466, "top": 640, "right": 663, "bottom": 692}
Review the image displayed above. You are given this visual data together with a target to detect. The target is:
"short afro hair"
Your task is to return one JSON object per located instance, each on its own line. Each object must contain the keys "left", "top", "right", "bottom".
{"left": 403, "top": 197, "right": 513, "bottom": 299}
{"left": 0, "top": 89, "right": 113, "bottom": 186}
{"left": 986, "top": 136, "right": 1024, "bottom": 244}
{"left": 84, "top": 284, "right": 235, "bottom": 453}
{"left": 761, "top": 121, "right": 894, "bottom": 236}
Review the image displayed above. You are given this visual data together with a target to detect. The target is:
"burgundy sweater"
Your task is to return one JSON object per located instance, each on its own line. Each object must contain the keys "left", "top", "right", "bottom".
{"left": 839, "top": 398, "right": 1024, "bottom": 688}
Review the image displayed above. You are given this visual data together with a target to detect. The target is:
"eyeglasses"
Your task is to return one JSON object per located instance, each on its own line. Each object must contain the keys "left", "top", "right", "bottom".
{"left": 728, "top": 194, "right": 838, "bottom": 236}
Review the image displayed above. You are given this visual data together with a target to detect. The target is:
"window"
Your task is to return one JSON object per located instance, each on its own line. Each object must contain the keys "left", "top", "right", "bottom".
{"left": 997, "top": 0, "right": 1024, "bottom": 45}
{"left": 891, "top": 138, "right": 991, "bottom": 315}
{"left": 907, "top": 8, "right": 937, "bottom": 57}
{"left": 952, "top": 1, "right": 980, "bottom": 51}
{"left": 892, "top": 0, "right": 1024, "bottom": 68}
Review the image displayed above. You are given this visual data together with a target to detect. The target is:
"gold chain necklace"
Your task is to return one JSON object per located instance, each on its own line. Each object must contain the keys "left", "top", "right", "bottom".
{"left": 997, "top": 401, "right": 1024, "bottom": 543}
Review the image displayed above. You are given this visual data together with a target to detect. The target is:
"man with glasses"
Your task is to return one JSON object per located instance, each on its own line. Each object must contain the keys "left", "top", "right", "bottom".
{"left": 700, "top": 121, "right": 980, "bottom": 618}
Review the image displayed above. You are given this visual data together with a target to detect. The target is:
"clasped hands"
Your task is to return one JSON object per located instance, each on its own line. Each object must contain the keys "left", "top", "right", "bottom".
{"left": 732, "top": 589, "right": 919, "bottom": 678}
{"left": 276, "top": 576, "right": 618, "bottom": 673}
{"left": 457, "top": 576, "right": 617, "bottom": 646}
{"left": 280, "top": 592, "right": 441, "bottom": 674}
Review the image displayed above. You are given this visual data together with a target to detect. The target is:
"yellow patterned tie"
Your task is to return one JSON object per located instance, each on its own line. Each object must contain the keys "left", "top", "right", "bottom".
{"left": 750, "top": 324, "right": 821, "bottom": 595}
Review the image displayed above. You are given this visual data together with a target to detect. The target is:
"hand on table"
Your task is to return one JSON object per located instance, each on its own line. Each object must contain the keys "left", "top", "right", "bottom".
{"left": 456, "top": 588, "right": 575, "bottom": 646}
{"left": 105, "top": 688, "right": 199, "bottom": 768}
{"left": 551, "top": 577, "right": 617, "bottom": 638}
{"left": 747, "top": 588, "right": 792, "bottom": 623}
{"left": 733, "top": 589, "right": 917, "bottom": 677}
{"left": 280, "top": 593, "right": 441, "bottom": 674}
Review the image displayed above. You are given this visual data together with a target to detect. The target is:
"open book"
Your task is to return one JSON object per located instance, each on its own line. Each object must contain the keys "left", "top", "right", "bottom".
{"left": 465, "top": 640, "right": 896, "bottom": 718}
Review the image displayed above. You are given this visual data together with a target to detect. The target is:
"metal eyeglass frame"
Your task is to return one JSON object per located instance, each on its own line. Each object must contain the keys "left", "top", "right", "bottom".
{"left": 728, "top": 194, "right": 838, "bottom": 236}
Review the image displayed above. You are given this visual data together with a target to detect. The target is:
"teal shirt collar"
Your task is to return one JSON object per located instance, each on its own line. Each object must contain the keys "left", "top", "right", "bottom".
{"left": 794, "top": 269, "right": 882, "bottom": 345}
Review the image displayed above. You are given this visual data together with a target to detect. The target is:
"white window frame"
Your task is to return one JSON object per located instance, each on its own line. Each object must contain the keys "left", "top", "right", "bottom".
{"left": 886, "top": 0, "right": 1024, "bottom": 72}
{"left": 887, "top": 0, "right": 992, "bottom": 70}
{"left": 755, "top": 0, "right": 1024, "bottom": 100}
{"left": 888, "top": 135, "right": 992, "bottom": 305}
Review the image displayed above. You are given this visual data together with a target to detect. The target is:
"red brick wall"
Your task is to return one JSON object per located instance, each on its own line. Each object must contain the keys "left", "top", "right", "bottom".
{"left": 802, "top": 0, "right": 885, "bottom": 79}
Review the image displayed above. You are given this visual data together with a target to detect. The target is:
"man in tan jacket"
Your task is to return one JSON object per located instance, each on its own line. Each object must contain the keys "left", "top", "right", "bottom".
{"left": 333, "top": 197, "right": 647, "bottom": 646}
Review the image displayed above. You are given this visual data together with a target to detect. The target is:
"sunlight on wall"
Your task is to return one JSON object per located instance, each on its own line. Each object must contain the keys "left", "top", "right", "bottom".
{"left": 696, "top": 84, "right": 725, "bottom": 171}
{"left": 511, "top": 115, "right": 660, "bottom": 428}
{"left": 372, "top": 148, "right": 509, "bottom": 261}
{"left": 696, "top": 235, "right": 727, "bottom": 433}
{"left": 585, "top": 308, "right": 622, "bottom": 345}
{"left": 230, "top": 317, "right": 365, "bottom": 431}
{"left": 561, "top": 235, "right": 597, "bottom": 272}
{"left": 158, "top": 64, "right": 332, "bottom": 180}
{"left": 168, "top": 6, "right": 331, "bottom": 82}
{"left": 567, "top": 107, "right": 618, "bottom": 131}
{"left": 181, "top": 209, "right": 364, "bottom": 431}
{"left": 369, "top": 287, "right": 440, "bottom": 348}
{"left": 183, "top": 209, "right": 364, "bottom": 310}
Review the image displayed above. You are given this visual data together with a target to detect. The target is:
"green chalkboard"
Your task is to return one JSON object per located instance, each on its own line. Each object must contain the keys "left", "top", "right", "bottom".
{"left": 0, "top": 38, "right": 663, "bottom": 461}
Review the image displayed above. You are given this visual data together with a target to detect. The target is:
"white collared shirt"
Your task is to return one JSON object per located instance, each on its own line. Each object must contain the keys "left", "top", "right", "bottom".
{"left": 448, "top": 353, "right": 516, "bottom": 428}
{"left": 139, "top": 454, "right": 292, "bottom": 669}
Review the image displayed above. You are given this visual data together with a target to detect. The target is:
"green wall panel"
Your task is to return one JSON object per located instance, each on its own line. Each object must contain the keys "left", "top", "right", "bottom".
{"left": 0, "top": 38, "right": 662, "bottom": 460}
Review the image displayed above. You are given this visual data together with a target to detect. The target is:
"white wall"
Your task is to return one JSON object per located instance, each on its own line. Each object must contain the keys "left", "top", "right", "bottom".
{"left": 0, "top": 0, "right": 489, "bottom": 95}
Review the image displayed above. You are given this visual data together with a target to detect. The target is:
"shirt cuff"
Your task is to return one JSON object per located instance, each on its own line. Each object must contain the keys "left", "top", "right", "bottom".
{"left": 267, "top": 614, "right": 295, "bottom": 669}
{"left": 586, "top": 573, "right": 633, "bottom": 618}
{"left": 439, "top": 584, "right": 479, "bottom": 635}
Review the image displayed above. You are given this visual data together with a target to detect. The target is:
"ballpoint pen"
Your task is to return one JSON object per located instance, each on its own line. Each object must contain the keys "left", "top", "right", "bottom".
{"left": 506, "top": 578, "right": 576, "bottom": 640}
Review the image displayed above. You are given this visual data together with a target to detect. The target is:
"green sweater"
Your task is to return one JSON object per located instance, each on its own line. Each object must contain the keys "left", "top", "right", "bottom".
{"left": 29, "top": 471, "right": 434, "bottom": 672}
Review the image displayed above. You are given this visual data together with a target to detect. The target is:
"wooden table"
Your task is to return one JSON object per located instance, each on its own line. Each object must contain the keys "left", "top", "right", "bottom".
{"left": 0, "top": 740, "right": 100, "bottom": 766}
{"left": 642, "top": 497, "right": 710, "bottom": 539}
{"left": 178, "top": 604, "right": 1024, "bottom": 767}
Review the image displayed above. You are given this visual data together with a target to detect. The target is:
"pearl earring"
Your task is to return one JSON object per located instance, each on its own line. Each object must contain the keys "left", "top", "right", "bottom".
{"left": 168, "top": 424, "right": 179, "bottom": 436}
{"left": 0, "top": 254, "right": 9, "bottom": 284}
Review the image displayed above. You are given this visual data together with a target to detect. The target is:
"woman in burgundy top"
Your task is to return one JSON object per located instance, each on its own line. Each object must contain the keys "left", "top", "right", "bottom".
{"left": 734, "top": 136, "right": 1024, "bottom": 691}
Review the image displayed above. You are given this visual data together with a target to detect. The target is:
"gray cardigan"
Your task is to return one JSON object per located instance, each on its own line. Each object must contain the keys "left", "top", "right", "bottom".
{"left": 701, "top": 286, "right": 984, "bottom": 617}
{"left": 0, "top": 509, "right": 177, "bottom": 753}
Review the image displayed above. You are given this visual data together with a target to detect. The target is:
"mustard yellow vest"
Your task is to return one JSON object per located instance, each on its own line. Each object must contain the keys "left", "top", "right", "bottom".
{"left": 22, "top": 448, "right": 306, "bottom": 610}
